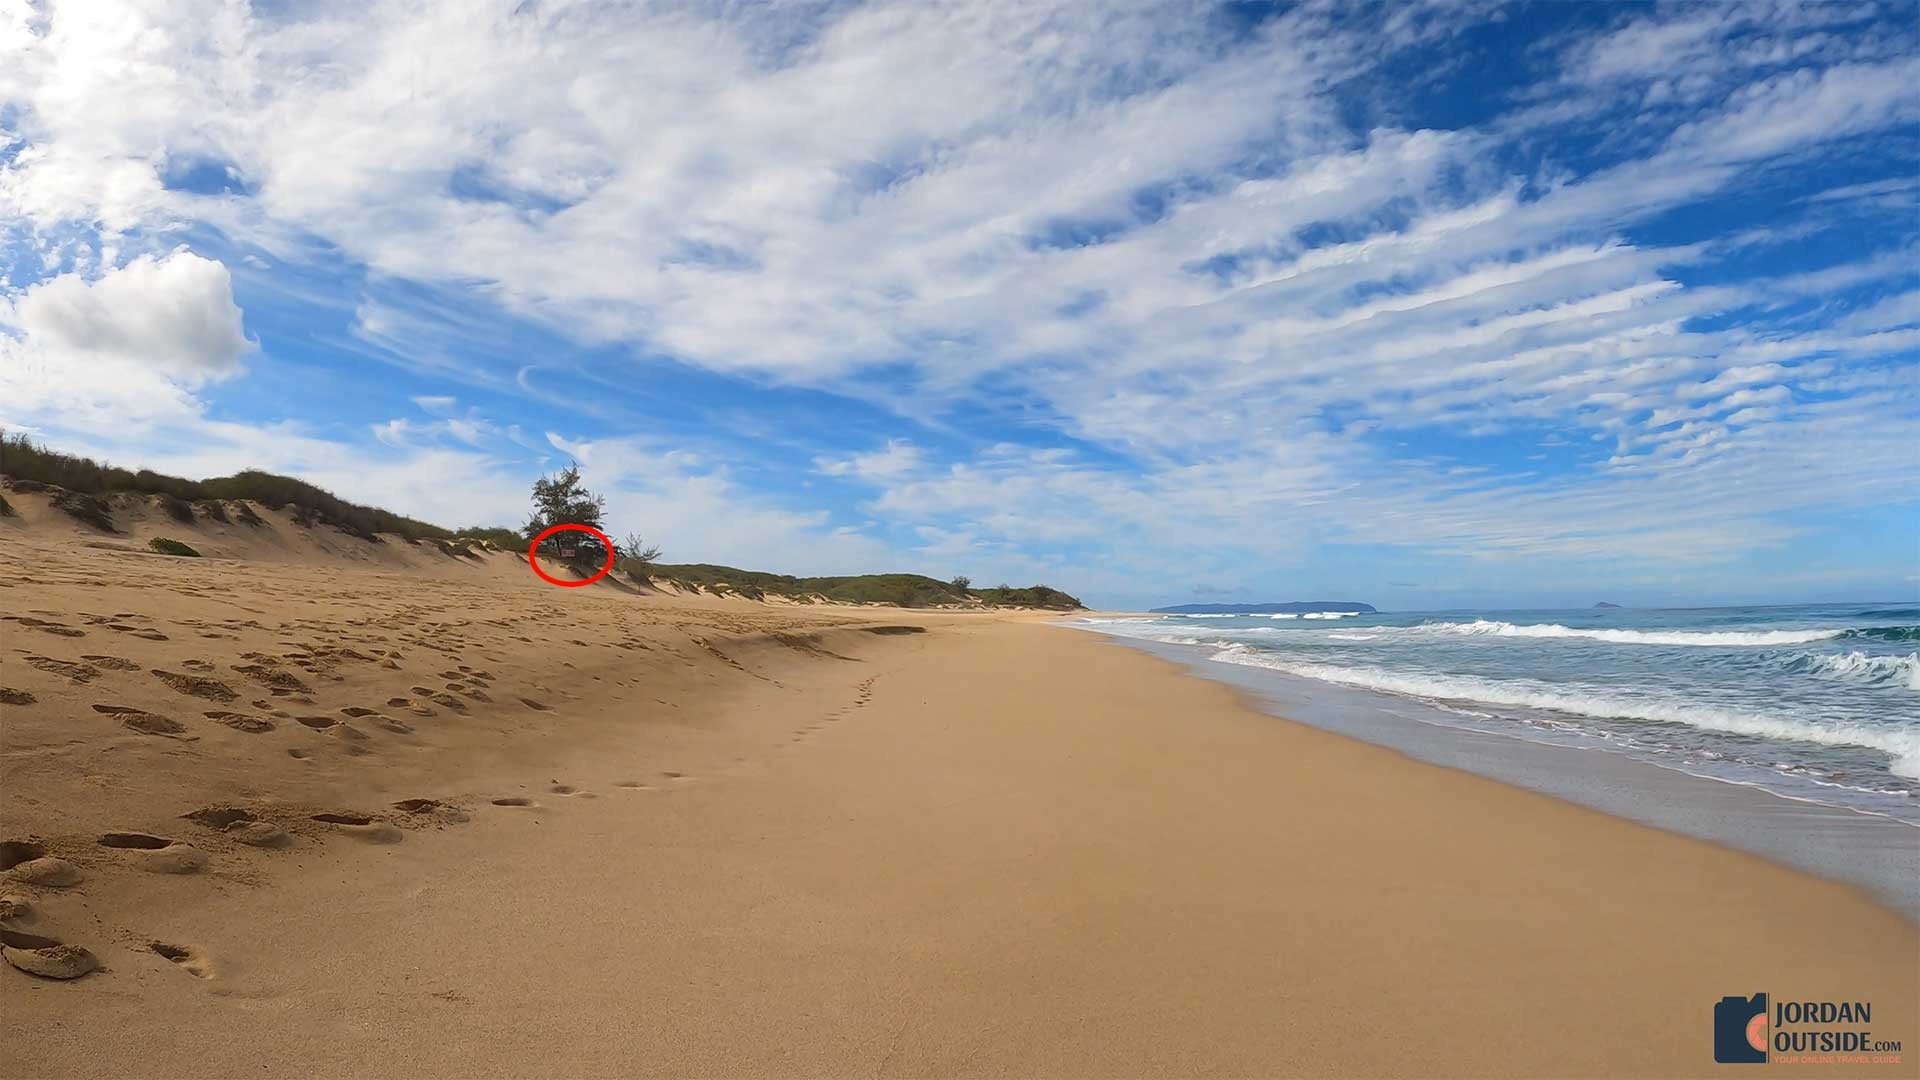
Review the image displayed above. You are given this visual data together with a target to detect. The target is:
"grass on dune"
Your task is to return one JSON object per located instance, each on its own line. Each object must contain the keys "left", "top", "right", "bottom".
{"left": 147, "top": 537, "right": 202, "bottom": 557}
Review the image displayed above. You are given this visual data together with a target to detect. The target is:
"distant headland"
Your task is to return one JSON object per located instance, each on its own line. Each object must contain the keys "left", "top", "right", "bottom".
{"left": 1150, "top": 601, "right": 1377, "bottom": 614}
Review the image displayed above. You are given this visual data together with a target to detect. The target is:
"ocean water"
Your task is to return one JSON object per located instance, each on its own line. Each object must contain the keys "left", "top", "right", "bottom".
{"left": 1081, "top": 604, "right": 1920, "bottom": 826}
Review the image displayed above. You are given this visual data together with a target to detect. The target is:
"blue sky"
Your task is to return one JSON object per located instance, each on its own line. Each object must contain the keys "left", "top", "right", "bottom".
{"left": 1, "top": 0, "right": 1916, "bottom": 611}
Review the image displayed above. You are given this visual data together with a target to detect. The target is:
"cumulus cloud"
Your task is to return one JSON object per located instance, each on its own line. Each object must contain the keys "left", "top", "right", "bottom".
{"left": 0, "top": 250, "right": 252, "bottom": 429}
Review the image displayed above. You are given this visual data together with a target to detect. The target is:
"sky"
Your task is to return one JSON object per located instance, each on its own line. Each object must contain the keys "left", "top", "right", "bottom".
{"left": 1, "top": 0, "right": 1916, "bottom": 612}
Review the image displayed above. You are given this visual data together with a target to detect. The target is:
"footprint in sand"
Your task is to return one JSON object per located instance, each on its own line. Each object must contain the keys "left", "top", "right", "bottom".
{"left": 149, "top": 670, "right": 238, "bottom": 703}
{"left": 410, "top": 686, "right": 466, "bottom": 711}
{"left": 391, "top": 798, "right": 469, "bottom": 823}
{"left": 490, "top": 797, "right": 537, "bottom": 808}
{"left": 182, "top": 807, "right": 293, "bottom": 848}
{"left": 612, "top": 780, "right": 651, "bottom": 791}
{"left": 0, "top": 688, "right": 35, "bottom": 706}
{"left": 518, "top": 698, "right": 552, "bottom": 712}
{"left": 232, "top": 663, "right": 311, "bottom": 694}
{"left": 2, "top": 841, "right": 81, "bottom": 888}
{"left": 1, "top": 841, "right": 48, "bottom": 873}
{"left": 23, "top": 655, "right": 100, "bottom": 683}
{"left": 309, "top": 814, "right": 403, "bottom": 843}
{"left": 5, "top": 616, "right": 86, "bottom": 638}
{"left": 203, "top": 710, "right": 274, "bottom": 733}
{"left": 385, "top": 697, "right": 436, "bottom": 717}
{"left": 149, "top": 941, "right": 214, "bottom": 979}
{"left": 1, "top": 927, "right": 99, "bottom": 980}
{"left": 92, "top": 704, "right": 195, "bottom": 739}
{"left": 96, "top": 833, "right": 209, "bottom": 874}
{"left": 107, "top": 624, "right": 169, "bottom": 641}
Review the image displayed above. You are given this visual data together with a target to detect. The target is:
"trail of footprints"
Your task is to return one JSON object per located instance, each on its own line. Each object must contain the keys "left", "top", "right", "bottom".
{"left": 7, "top": 635, "right": 557, "bottom": 751}
{"left": 2, "top": 607, "right": 881, "bottom": 984}
{"left": 785, "top": 676, "right": 877, "bottom": 747}
{"left": 1, "top": 789, "right": 564, "bottom": 982}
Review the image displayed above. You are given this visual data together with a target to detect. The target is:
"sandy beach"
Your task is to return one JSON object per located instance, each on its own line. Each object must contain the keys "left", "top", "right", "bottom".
{"left": 2, "top": 502, "right": 1915, "bottom": 1078}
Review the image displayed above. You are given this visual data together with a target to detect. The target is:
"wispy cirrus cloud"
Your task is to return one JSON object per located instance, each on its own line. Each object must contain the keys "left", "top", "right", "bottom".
{"left": 0, "top": 0, "right": 1914, "bottom": 606}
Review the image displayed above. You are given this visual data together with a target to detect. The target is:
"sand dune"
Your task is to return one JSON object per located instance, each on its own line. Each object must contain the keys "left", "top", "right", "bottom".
{"left": 2, "top": 489, "right": 1914, "bottom": 1077}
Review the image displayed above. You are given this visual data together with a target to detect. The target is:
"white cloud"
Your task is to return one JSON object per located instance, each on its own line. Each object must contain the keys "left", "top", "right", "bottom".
{"left": 0, "top": 250, "right": 252, "bottom": 430}
{"left": 548, "top": 431, "right": 901, "bottom": 574}
{"left": 1, "top": 1, "right": 1914, "bottom": 597}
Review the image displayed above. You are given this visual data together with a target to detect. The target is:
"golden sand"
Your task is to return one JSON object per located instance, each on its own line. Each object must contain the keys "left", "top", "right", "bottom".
{"left": 1, "top": 492, "right": 1913, "bottom": 1077}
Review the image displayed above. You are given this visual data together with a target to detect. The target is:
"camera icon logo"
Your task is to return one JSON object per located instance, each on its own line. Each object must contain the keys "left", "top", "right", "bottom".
{"left": 1714, "top": 993, "right": 1769, "bottom": 1064}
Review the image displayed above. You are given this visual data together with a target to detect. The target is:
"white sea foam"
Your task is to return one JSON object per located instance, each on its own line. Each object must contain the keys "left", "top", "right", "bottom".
{"left": 1208, "top": 651, "right": 1920, "bottom": 779}
{"left": 1327, "top": 633, "right": 1380, "bottom": 641}
{"left": 1793, "top": 651, "right": 1920, "bottom": 691}
{"left": 1164, "top": 611, "right": 1362, "bottom": 619}
{"left": 1423, "top": 619, "right": 1844, "bottom": 646}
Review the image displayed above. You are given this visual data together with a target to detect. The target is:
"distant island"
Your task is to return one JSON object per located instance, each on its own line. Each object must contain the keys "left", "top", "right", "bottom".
{"left": 1151, "top": 601, "right": 1377, "bottom": 614}
{"left": 1594, "top": 602, "right": 1622, "bottom": 609}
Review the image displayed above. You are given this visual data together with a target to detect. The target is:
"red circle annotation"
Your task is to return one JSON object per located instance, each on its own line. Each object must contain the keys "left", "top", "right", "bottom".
{"left": 526, "top": 523, "right": 616, "bottom": 588}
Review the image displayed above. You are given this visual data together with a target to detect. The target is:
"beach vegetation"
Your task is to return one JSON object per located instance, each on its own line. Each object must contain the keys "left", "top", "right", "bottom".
{"left": 148, "top": 537, "right": 201, "bottom": 557}
{"left": 0, "top": 431, "right": 507, "bottom": 542}
{"left": 618, "top": 533, "right": 663, "bottom": 579}
{"left": 646, "top": 564, "right": 1082, "bottom": 609}
{"left": 970, "top": 584, "right": 1080, "bottom": 609}
{"left": 155, "top": 493, "right": 195, "bottom": 524}
{"left": 50, "top": 489, "right": 118, "bottom": 533}
{"left": 525, "top": 463, "right": 606, "bottom": 533}
{"left": 453, "top": 526, "right": 524, "bottom": 550}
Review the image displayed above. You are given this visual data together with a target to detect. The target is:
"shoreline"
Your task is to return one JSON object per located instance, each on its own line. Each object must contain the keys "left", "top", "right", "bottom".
{"left": 1093, "top": 631, "right": 1920, "bottom": 923}
{"left": 3, "top": 546, "right": 1915, "bottom": 1076}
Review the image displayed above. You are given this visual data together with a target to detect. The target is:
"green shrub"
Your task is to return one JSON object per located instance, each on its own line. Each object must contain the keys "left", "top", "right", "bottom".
{"left": 148, "top": 537, "right": 201, "bottom": 557}
{"left": 455, "top": 525, "right": 526, "bottom": 550}
{"left": 971, "top": 584, "right": 1083, "bottom": 610}
{"left": 52, "top": 490, "right": 117, "bottom": 533}
{"left": 0, "top": 431, "right": 511, "bottom": 543}
{"left": 644, "top": 564, "right": 1082, "bottom": 609}
{"left": 155, "top": 493, "right": 195, "bottom": 524}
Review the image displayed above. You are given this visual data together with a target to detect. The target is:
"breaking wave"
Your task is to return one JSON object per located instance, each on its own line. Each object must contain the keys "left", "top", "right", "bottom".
{"left": 1844, "top": 626, "right": 1920, "bottom": 643}
{"left": 1209, "top": 651, "right": 1920, "bottom": 779}
{"left": 1422, "top": 620, "right": 1845, "bottom": 646}
{"left": 1782, "top": 651, "right": 1920, "bottom": 691}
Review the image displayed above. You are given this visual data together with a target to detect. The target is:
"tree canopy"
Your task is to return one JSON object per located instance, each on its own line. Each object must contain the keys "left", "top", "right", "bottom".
{"left": 525, "top": 464, "right": 607, "bottom": 543}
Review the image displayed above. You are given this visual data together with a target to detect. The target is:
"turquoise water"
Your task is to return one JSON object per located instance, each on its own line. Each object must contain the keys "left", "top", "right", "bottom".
{"left": 1082, "top": 604, "right": 1920, "bottom": 825}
